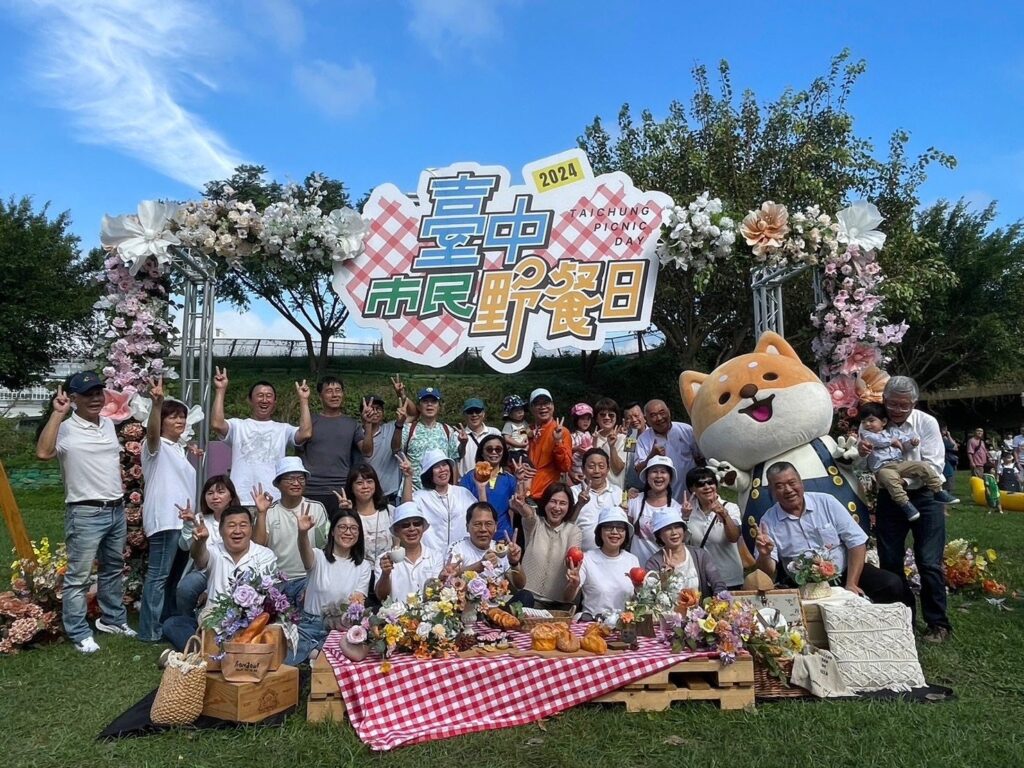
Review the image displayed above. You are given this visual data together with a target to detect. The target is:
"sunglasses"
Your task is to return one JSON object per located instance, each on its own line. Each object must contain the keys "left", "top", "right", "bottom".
{"left": 483, "top": 445, "right": 504, "bottom": 453}
{"left": 465, "top": 408, "right": 483, "bottom": 415}
{"left": 396, "top": 520, "right": 424, "bottom": 530}
{"left": 692, "top": 479, "right": 717, "bottom": 488}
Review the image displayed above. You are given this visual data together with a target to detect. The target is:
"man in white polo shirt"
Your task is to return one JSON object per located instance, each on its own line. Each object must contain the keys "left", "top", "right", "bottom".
{"left": 36, "top": 371, "right": 136, "bottom": 653}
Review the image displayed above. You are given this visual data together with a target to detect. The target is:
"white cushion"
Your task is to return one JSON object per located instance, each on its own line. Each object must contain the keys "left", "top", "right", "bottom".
{"left": 821, "top": 603, "right": 925, "bottom": 692}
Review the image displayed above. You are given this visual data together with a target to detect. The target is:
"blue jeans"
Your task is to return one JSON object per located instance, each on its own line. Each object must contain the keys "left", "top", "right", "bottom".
{"left": 876, "top": 487, "right": 951, "bottom": 631}
{"left": 175, "top": 569, "right": 208, "bottom": 617}
{"left": 278, "top": 575, "right": 308, "bottom": 610}
{"left": 162, "top": 614, "right": 198, "bottom": 651}
{"left": 138, "top": 529, "right": 178, "bottom": 641}
{"left": 286, "top": 610, "right": 327, "bottom": 666}
{"left": 63, "top": 503, "right": 128, "bottom": 643}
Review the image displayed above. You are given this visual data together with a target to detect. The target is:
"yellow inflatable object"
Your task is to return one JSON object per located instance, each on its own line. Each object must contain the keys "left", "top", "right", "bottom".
{"left": 970, "top": 476, "right": 1024, "bottom": 512}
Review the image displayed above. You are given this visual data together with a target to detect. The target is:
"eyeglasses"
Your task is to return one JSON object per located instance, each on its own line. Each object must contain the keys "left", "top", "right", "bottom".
{"left": 396, "top": 520, "right": 424, "bottom": 530}
{"left": 885, "top": 400, "right": 915, "bottom": 413}
{"left": 692, "top": 479, "right": 717, "bottom": 488}
{"left": 280, "top": 475, "right": 306, "bottom": 485}
{"left": 602, "top": 523, "right": 628, "bottom": 532}
{"left": 335, "top": 525, "right": 360, "bottom": 534}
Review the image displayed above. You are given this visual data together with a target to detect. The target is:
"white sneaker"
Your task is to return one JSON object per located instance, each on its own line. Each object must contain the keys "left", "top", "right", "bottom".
{"left": 75, "top": 636, "right": 101, "bottom": 654}
{"left": 95, "top": 618, "right": 138, "bottom": 638}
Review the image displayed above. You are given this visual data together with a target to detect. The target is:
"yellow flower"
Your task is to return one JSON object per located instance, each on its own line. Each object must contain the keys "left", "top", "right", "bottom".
{"left": 788, "top": 632, "right": 805, "bottom": 653}
{"left": 380, "top": 661, "right": 393, "bottom": 674}
{"left": 699, "top": 617, "right": 718, "bottom": 634}
{"left": 986, "top": 549, "right": 998, "bottom": 562}
{"left": 383, "top": 624, "right": 402, "bottom": 643}
{"left": 463, "top": 570, "right": 478, "bottom": 581}
{"left": 438, "top": 601, "right": 453, "bottom": 616}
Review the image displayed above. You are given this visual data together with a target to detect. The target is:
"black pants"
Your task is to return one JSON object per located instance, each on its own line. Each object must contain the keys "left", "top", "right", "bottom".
{"left": 850, "top": 563, "right": 905, "bottom": 605}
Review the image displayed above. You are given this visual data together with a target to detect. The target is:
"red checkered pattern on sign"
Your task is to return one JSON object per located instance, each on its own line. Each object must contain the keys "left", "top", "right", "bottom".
{"left": 339, "top": 195, "right": 467, "bottom": 357}
{"left": 323, "top": 624, "right": 720, "bottom": 751}
{"left": 538, "top": 182, "right": 665, "bottom": 265}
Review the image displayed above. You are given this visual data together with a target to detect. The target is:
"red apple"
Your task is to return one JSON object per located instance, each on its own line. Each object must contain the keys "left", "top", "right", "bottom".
{"left": 566, "top": 547, "right": 585, "bottom": 567}
{"left": 629, "top": 567, "right": 647, "bottom": 587}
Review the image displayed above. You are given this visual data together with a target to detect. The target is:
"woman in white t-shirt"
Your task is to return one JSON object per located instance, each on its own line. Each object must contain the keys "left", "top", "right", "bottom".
{"left": 628, "top": 455, "right": 682, "bottom": 565}
{"left": 408, "top": 448, "right": 476, "bottom": 555}
{"left": 682, "top": 467, "right": 745, "bottom": 589}
{"left": 289, "top": 508, "right": 372, "bottom": 664}
{"left": 336, "top": 463, "right": 394, "bottom": 603}
{"left": 563, "top": 508, "right": 639, "bottom": 619}
{"left": 139, "top": 378, "right": 194, "bottom": 642}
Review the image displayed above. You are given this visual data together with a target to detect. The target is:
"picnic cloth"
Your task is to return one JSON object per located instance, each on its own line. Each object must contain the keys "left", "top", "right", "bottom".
{"left": 323, "top": 622, "right": 720, "bottom": 751}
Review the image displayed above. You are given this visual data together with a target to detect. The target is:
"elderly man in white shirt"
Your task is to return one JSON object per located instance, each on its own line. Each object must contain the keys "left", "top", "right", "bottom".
{"left": 859, "top": 375, "right": 953, "bottom": 644}
{"left": 36, "top": 371, "right": 136, "bottom": 653}
{"left": 634, "top": 399, "right": 702, "bottom": 503}
{"left": 161, "top": 505, "right": 277, "bottom": 650}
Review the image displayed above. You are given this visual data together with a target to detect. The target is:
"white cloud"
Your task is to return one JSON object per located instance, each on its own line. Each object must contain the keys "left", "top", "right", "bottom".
{"left": 407, "top": 0, "right": 507, "bottom": 59}
{"left": 292, "top": 60, "right": 376, "bottom": 118}
{"left": 21, "top": 0, "right": 243, "bottom": 189}
{"left": 250, "top": 0, "right": 306, "bottom": 52}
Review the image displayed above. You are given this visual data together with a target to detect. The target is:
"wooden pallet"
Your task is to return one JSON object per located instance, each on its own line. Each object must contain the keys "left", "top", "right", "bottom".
{"left": 307, "top": 650, "right": 346, "bottom": 723}
{"left": 592, "top": 656, "right": 755, "bottom": 712}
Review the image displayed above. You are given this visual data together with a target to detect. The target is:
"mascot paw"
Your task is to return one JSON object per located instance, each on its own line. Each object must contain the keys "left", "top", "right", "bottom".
{"left": 833, "top": 436, "right": 859, "bottom": 462}
{"left": 706, "top": 458, "right": 738, "bottom": 487}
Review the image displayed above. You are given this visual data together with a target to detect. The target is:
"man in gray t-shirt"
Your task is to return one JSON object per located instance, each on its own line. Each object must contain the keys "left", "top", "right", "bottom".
{"left": 297, "top": 377, "right": 366, "bottom": 516}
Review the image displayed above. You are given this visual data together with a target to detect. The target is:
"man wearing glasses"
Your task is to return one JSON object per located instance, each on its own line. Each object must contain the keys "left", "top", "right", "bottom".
{"left": 252, "top": 457, "right": 329, "bottom": 605}
{"left": 859, "top": 375, "right": 953, "bottom": 644}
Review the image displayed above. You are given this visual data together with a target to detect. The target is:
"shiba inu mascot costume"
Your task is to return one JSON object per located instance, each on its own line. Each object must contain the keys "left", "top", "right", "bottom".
{"left": 680, "top": 331, "right": 866, "bottom": 549}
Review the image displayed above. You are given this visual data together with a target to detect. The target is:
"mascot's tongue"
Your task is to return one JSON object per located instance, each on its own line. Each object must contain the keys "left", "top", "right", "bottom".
{"left": 740, "top": 395, "right": 775, "bottom": 423}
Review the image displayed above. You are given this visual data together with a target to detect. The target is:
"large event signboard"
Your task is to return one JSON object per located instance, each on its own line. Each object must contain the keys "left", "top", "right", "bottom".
{"left": 333, "top": 149, "right": 673, "bottom": 372}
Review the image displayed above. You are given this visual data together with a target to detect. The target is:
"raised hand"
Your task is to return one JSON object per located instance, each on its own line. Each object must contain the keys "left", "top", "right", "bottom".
{"left": 755, "top": 532, "right": 774, "bottom": 559}
{"left": 682, "top": 490, "right": 693, "bottom": 519}
{"left": 294, "top": 503, "right": 315, "bottom": 532}
{"left": 193, "top": 514, "right": 210, "bottom": 543}
{"left": 397, "top": 455, "right": 413, "bottom": 478}
{"left": 565, "top": 560, "right": 581, "bottom": 586}
{"left": 333, "top": 488, "right": 353, "bottom": 511}
{"left": 505, "top": 531, "right": 522, "bottom": 566}
{"left": 379, "top": 552, "right": 394, "bottom": 575}
{"left": 149, "top": 375, "right": 165, "bottom": 403}
{"left": 294, "top": 379, "right": 311, "bottom": 401}
{"left": 250, "top": 483, "right": 272, "bottom": 516}
{"left": 175, "top": 499, "right": 196, "bottom": 525}
{"left": 361, "top": 397, "right": 375, "bottom": 422}
{"left": 213, "top": 366, "right": 229, "bottom": 391}
{"left": 390, "top": 374, "right": 405, "bottom": 398}
{"left": 457, "top": 423, "right": 469, "bottom": 444}
{"left": 552, "top": 416, "right": 566, "bottom": 441}
{"left": 51, "top": 384, "right": 71, "bottom": 415}
{"left": 577, "top": 477, "right": 591, "bottom": 504}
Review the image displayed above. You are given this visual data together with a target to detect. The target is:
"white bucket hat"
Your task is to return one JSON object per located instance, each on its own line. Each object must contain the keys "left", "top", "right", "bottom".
{"left": 391, "top": 501, "right": 428, "bottom": 531}
{"left": 419, "top": 448, "right": 456, "bottom": 487}
{"left": 596, "top": 507, "right": 630, "bottom": 528}
{"left": 273, "top": 456, "right": 309, "bottom": 485}
{"left": 640, "top": 455, "right": 676, "bottom": 484}
{"left": 651, "top": 509, "right": 687, "bottom": 537}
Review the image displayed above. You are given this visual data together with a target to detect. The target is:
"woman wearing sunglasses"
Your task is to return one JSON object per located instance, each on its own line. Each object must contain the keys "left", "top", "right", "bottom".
{"left": 682, "top": 467, "right": 744, "bottom": 589}
{"left": 459, "top": 433, "right": 517, "bottom": 542}
{"left": 373, "top": 502, "right": 444, "bottom": 602}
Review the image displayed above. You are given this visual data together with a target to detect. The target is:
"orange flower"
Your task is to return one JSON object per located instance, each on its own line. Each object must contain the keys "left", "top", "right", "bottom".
{"left": 676, "top": 589, "right": 701, "bottom": 613}
{"left": 380, "top": 661, "right": 393, "bottom": 674}
{"left": 983, "top": 579, "right": 1006, "bottom": 597}
{"left": 620, "top": 611, "right": 635, "bottom": 624}
{"left": 740, "top": 202, "right": 790, "bottom": 257}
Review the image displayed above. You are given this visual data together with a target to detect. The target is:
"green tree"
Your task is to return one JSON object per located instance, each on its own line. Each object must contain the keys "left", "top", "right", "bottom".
{"left": 893, "top": 201, "right": 1024, "bottom": 389}
{"left": 0, "top": 197, "right": 100, "bottom": 390}
{"left": 203, "top": 165, "right": 353, "bottom": 378}
{"left": 578, "top": 51, "right": 954, "bottom": 371}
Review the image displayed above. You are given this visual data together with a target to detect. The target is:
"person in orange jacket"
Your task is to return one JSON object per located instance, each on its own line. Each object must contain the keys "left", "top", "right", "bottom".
{"left": 526, "top": 388, "right": 573, "bottom": 503}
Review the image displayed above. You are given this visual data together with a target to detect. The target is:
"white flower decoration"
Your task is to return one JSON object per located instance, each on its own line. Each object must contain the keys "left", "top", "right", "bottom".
{"left": 836, "top": 201, "right": 886, "bottom": 252}
{"left": 100, "top": 201, "right": 181, "bottom": 275}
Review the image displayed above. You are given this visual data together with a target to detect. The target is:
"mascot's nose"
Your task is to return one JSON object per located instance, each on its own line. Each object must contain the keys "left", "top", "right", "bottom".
{"left": 739, "top": 383, "right": 759, "bottom": 400}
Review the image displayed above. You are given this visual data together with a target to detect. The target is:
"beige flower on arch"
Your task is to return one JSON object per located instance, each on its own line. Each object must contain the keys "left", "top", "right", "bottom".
{"left": 740, "top": 201, "right": 790, "bottom": 258}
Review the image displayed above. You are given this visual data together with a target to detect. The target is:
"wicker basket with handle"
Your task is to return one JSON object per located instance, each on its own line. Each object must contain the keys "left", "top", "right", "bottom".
{"left": 752, "top": 657, "right": 809, "bottom": 699}
{"left": 151, "top": 635, "right": 208, "bottom": 725}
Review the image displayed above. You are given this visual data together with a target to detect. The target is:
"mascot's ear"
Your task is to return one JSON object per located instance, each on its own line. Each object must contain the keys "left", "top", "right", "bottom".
{"left": 754, "top": 331, "right": 800, "bottom": 361}
{"left": 679, "top": 371, "right": 707, "bottom": 414}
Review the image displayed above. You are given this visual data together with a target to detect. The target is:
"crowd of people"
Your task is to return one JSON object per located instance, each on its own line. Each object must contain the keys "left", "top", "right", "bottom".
{"left": 37, "top": 367, "right": 988, "bottom": 658}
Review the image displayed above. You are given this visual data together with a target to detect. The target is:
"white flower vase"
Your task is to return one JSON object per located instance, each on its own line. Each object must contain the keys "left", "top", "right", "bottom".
{"left": 799, "top": 581, "right": 832, "bottom": 601}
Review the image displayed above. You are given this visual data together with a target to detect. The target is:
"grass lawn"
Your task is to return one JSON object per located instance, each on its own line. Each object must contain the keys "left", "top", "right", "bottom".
{"left": 1, "top": 473, "right": 1022, "bottom": 768}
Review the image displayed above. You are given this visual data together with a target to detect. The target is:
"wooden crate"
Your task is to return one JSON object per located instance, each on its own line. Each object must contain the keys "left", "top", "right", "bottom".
{"left": 800, "top": 603, "right": 829, "bottom": 649}
{"left": 201, "top": 665, "right": 299, "bottom": 723}
{"left": 307, "top": 650, "right": 346, "bottom": 723}
{"left": 593, "top": 656, "right": 755, "bottom": 712}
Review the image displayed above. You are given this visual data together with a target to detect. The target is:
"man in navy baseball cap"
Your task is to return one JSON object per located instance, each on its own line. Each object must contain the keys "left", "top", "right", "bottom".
{"left": 67, "top": 370, "right": 105, "bottom": 395}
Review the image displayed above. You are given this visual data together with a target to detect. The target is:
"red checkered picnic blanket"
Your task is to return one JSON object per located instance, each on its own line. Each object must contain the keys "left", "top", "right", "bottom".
{"left": 322, "top": 623, "right": 717, "bottom": 751}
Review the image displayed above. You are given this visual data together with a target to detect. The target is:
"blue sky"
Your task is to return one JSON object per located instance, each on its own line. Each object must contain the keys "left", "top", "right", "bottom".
{"left": 2, "top": 0, "right": 1022, "bottom": 342}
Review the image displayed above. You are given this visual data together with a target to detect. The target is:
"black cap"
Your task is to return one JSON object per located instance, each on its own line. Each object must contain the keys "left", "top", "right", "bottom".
{"left": 365, "top": 394, "right": 386, "bottom": 407}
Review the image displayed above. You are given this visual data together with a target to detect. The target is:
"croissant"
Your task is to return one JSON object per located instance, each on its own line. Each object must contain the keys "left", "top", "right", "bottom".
{"left": 474, "top": 461, "right": 493, "bottom": 482}
{"left": 580, "top": 632, "right": 607, "bottom": 654}
{"left": 485, "top": 607, "right": 522, "bottom": 630}
{"left": 556, "top": 632, "right": 581, "bottom": 652}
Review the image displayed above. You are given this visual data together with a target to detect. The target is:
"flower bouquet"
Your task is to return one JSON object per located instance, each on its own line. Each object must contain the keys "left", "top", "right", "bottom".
{"left": 786, "top": 550, "right": 840, "bottom": 600}
{"left": 656, "top": 192, "right": 736, "bottom": 290}
{"left": 609, "top": 569, "right": 683, "bottom": 642}
{"left": 201, "top": 568, "right": 298, "bottom": 650}
{"left": 943, "top": 539, "right": 1008, "bottom": 597}
{"left": 370, "top": 594, "right": 466, "bottom": 660}
{"left": 664, "top": 592, "right": 755, "bottom": 664}
{"left": 745, "top": 625, "right": 808, "bottom": 688}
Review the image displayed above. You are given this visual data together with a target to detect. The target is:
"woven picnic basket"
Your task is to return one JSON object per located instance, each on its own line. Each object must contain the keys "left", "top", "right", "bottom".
{"left": 150, "top": 635, "right": 208, "bottom": 725}
{"left": 752, "top": 657, "right": 808, "bottom": 699}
